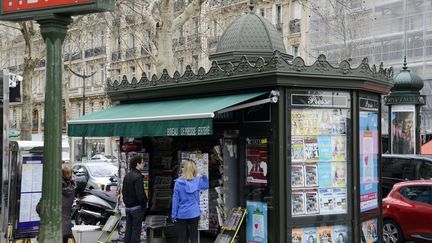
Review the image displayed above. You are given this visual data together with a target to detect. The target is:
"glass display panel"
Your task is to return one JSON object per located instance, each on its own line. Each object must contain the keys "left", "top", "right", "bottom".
{"left": 292, "top": 225, "right": 348, "bottom": 243}
{"left": 290, "top": 91, "right": 351, "bottom": 217}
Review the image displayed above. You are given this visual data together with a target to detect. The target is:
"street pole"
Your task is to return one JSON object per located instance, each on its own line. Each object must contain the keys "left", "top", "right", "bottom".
{"left": 69, "top": 68, "right": 97, "bottom": 161}
{"left": 37, "top": 16, "right": 72, "bottom": 243}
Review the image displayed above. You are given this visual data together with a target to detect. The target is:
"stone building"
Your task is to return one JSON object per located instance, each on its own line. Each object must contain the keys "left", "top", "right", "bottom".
{"left": 0, "top": 0, "right": 308, "bottom": 160}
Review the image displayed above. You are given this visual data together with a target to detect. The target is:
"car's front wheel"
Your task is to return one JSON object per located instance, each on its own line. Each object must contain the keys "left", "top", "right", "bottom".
{"left": 383, "top": 219, "right": 405, "bottom": 243}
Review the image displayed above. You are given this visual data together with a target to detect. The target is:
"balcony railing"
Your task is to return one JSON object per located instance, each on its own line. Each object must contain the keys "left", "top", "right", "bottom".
{"left": 84, "top": 47, "right": 106, "bottom": 58}
{"left": 188, "top": 34, "right": 201, "bottom": 45}
{"left": 289, "top": 19, "right": 301, "bottom": 33}
{"left": 125, "top": 48, "right": 136, "bottom": 59}
{"left": 112, "top": 50, "right": 121, "bottom": 61}
{"left": 64, "top": 53, "right": 70, "bottom": 62}
{"left": 71, "top": 52, "right": 82, "bottom": 61}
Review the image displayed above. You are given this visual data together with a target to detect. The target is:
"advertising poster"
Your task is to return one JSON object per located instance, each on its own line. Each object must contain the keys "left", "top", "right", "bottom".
{"left": 361, "top": 218, "right": 379, "bottom": 243}
{"left": 333, "top": 225, "right": 348, "bottom": 243}
{"left": 291, "top": 228, "right": 304, "bottom": 243}
{"left": 304, "top": 136, "right": 319, "bottom": 162}
{"left": 318, "top": 136, "right": 332, "bottom": 161}
{"left": 291, "top": 137, "right": 305, "bottom": 162}
{"left": 303, "top": 227, "right": 318, "bottom": 243}
{"left": 318, "top": 163, "right": 332, "bottom": 188}
{"left": 318, "top": 188, "right": 334, "bottom": 214}
{"left": 318, "top": 226, "right": 333, "bottom": 243}
{"left": 359, "top": 111, "right": 379, "bottom": 212}
{"left": 305, "top": 189, "right": 319, "bottom": 214}
{"left": 332, "top": 162, "right": 346, "bottom": 188}
{"left": 292, "top": 110, "right": 305, "bottom": 135}
{"left": 18, "top": 156, "right": 43, "bottom": 234}
{"left": 332, "top": 136, "right": 346, "bottom": 161}
{"left": 305, "top": 164, "right": 318, "bottom": 187}
{"left": 292, "top": 191, "right": 305, "bottom": 216}
{"left": 391, "top": 106, "right": 415, "bottom": 154}
{"left": 246, "top": 138, "right": 268, "bottom": 186}
{"left": 292, "top": 164, "right": 305, "bottom": 188}
{"left": 246, "top": 201, "right": 268, "bottom": 243}
{"left": 333, "top": 188, "right": 347, "bottom": 213}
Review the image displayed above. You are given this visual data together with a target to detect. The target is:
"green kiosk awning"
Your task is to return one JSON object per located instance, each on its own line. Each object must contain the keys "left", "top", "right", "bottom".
{"left": 68, "top": 92, "right": 266, "bottom": 137}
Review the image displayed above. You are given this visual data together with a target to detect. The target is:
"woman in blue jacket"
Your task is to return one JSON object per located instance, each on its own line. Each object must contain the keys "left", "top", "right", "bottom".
{"left": 172, "top": 159, "right": 209, "bottom": 243}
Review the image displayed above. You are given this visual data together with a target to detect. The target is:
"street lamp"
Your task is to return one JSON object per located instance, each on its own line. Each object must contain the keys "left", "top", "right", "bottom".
{"left": 69, "top": 68, "right": 97, "bottom": 161}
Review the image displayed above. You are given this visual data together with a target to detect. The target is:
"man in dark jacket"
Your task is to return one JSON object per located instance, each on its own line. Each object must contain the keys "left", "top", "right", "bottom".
{"left": 122, "top": 155, "right": 148, "bottom": 243}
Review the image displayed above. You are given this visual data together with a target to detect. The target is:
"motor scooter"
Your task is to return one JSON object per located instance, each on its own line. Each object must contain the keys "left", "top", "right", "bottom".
{"left": 72, "top": 175, "right": 118, "bottom": 225}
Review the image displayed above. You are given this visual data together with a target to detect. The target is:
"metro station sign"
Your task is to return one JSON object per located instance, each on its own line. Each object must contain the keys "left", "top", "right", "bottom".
{"left": 0, "top": 0, "right": 114, "bottom": 21}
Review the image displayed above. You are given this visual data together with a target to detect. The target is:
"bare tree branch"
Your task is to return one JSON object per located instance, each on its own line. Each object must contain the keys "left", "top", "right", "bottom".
{"left": 173, "top": 0, "right": 202, "bottom": 29}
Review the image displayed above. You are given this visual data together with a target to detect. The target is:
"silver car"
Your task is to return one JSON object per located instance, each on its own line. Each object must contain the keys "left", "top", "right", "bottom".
{"left": 72, "top": 162, "right": 118, "bottom": 191}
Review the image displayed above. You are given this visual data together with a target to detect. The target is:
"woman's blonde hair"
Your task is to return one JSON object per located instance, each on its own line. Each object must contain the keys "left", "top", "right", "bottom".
{"left": 62, "top": 163, "right": 73, "bottom": 181}
{"left": 181, "top": 160, "right": 197, "bottom": 180}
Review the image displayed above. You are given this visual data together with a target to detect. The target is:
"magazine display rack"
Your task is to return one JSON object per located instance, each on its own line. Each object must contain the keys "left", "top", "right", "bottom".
{"left": 214, "top": 207, "right": 247, "bottom": 243}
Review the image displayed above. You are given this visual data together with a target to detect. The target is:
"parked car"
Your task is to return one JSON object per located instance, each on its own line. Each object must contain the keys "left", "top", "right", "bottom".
{"left": 90, "top": 154, "right": 118, "bottom": 163}
{"left": 382, "top": 154, "right": 432, "bottom": 197}
{"left": 382, "top": 180, "right": 432, "bottom": 243}
{"left": 72, "top": 162, "right": 118, "bottom": 191}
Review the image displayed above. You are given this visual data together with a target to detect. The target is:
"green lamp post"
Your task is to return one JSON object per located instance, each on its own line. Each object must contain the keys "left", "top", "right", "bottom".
{"left": 384, "top": 57, "right": 426, "bottom": 154}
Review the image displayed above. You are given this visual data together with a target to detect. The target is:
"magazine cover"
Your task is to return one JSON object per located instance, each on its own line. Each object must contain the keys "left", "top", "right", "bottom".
{"left": 332, "top": 225, "right": 348, "bottom": 243}
{"left": 331, "top": 136, "right": 346, "bottom": 161}
{"left": 291, "top": 164, "right": 305, "bottom": 188}
{"left": 318, "top": 226, "right": 333, "bottom": 243}
{"left": 303, "top": 109, "right": 319, "bottom": 135}
{"left": 304, "top": 136, "right": 319, "bottom": 162}
{"left": 291, "top": 228, "right": 304, "bottom": 243}
{"left": 331, "top": 109, "right": 347, "bottom": 135}
{"left": 292, "top": 109, "right": 305, "bottom": 136}
{"left": 317, "top": 136, "right": 332, "bottom": 161}
{"left": 292, "top": 191, "right": 305, "bottom": 216}
{"left": 333, "top": 188, "right": 347, "bottom": 213}
{"left": 361, "top": 218, "right": 379, "bottom": 243}
{"left": 318, "top": 109, "right": 333, "bottom": 135}
{"left": 318, "top": 162, "right": 332, "bottom": 188}
{"left": 305, "top": 189, "right": 319, "bottom": 215}
{"left": 318, "top": 189, "right": 334, "bottom": 215}
{"left": 303, "top": 227, "right": 318, "bottom": 243}
{"left": 332, "top": 162, "right": 346, "bottom": 187}
{"left": 291, "top": 137, "right": 305, "bottom": 162}
{"left": 305, "top": 164, "right": 318, "bottom": 187}
{"left": 246, "top": 138, "right": 268, "bottom": 186}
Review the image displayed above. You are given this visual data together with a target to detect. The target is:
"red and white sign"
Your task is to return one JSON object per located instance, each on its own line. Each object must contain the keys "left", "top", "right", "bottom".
{"left": 2, "top": 0, "right": 94, "bottom": 13}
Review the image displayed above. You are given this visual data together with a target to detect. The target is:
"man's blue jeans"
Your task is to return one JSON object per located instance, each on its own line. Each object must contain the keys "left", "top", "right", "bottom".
{"left": 125, "top": 206, "right": 145, "bottom": 243}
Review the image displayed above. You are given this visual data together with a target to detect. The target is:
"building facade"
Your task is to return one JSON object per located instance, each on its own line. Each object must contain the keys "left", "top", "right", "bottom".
{"left": 0, "top": 0, "right": 308, "bottom": 160}
{"left": 307, "top": 0, "right": 432, "bottom": 137}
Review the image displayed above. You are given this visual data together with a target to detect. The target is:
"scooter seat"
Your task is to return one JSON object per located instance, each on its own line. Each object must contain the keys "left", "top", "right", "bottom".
{"left": 91, "top": 190, "right": 117, "bottom": 204}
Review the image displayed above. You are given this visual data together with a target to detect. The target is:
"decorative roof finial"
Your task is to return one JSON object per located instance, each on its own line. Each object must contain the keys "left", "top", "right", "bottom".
{"left": 248, "top": 0, "right": 254, "bottom": 13}
{"left": 403, "top": 56, "right": 408, "bottom": 70}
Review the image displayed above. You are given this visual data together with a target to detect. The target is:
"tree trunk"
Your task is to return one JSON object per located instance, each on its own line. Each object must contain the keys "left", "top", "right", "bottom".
{"left": 155, "top": 1, "right": 176, "bottom": 75}
{"left": 19, "top": 22, "right": 37, "bottom": 141}
{"left": 21, "top": 61, "right": 35, "bottom": 140}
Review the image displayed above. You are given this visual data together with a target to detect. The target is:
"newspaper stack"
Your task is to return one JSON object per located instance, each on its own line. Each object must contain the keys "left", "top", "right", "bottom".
{"left": 145, "top": 215, "right": 168, "bottom": 228}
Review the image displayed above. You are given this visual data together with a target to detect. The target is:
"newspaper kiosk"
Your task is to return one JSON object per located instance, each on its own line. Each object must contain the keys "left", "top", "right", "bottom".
{"left": 68, "top": 10, "right": 393, "bottom": 243}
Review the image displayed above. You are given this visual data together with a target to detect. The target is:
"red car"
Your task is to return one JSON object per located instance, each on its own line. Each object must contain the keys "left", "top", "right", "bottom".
{"left": 382, "top": 180, "right": 432, "bottom": 243}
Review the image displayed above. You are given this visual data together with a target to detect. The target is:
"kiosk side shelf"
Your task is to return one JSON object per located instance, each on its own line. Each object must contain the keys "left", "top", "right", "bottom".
{"left": 215, "top": 207, "right": 247, "bottom": 243}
